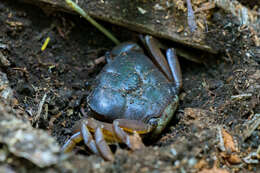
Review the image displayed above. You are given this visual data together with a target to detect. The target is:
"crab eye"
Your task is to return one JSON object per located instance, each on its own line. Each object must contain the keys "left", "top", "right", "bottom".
{"left": 147, "top": 117, "right": 158, "bottom": 127}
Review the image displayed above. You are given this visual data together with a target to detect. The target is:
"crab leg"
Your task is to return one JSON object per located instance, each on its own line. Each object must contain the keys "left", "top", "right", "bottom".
{"left": 81, "top": 121, "right": 99, "bottom": 155}
{"left": 61, "top": 126, "right": 100, "bottom": 155}
{"left": 166, "top": 48, "right": 182, "bottom": 90}
{"left": 112, "top": 120, "right": 143, "bottom": 150}
{"left": 95, "top": 126, "right": 114, "bottom": 161}
{"left": 62, "top": 118, "right": 153, "bottom": 160}
{"left": 86, "top": 118, "right": 151, "bottom": 151}
{"left": 112, "top": 119, "right": 154, "bottom": 134}
{"left": 112, "top": 119, "right": 156, "bottom": 150}
{"left": 142, "top": 35, "right": 173, "bottom": 82}
{"left": 143, "top": 35, "right": 183, "bottom": 90}
{"left": 62, "top": 119, "right": 116, "bottom": 160}
{"left": 61, "top": 132, "right": 82, "bottom": 152}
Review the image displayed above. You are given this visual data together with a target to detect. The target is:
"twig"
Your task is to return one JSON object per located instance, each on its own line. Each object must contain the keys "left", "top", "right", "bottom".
{"left": 65, "top": 0, "right": 120, "bottom": 45}
{"left": 217, "top": 126, "right": 226, "bottom": 152}
{"left": 186, "top": 0, "right": 197, "bottom": 33}
{"left": 231, "top": 93, "right": 252, "bottom": 100}
{"left": 242, "top": 113, "right": 260, "bottom": 141}
{"left": 33, "top": 93, "right": 47, "bottom": 126}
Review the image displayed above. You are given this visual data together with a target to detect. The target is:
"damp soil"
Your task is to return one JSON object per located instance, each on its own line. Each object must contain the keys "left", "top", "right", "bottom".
{"left": 0, "top": 0, "right": 259, "bottom": 172}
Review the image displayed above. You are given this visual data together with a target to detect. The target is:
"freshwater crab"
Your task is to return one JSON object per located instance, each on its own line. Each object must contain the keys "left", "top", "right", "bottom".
{"left": 62, "top": 35, "right": 182, "bottom": 161}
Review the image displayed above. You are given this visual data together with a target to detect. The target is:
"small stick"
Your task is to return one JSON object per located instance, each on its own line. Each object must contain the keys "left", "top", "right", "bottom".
{"left": 242, "top": 113, "right": 260, "bottom": 141}
{"left": 65, "top": 0, "right": 120, "bottom": 45}
{"left": 217, "top": 126, "right": 226, "bottom": 152}
{"left": 186, "top": 0, "right": 197, "bottom": 33}
{"left": 33, "top": 93, "right": 47, "bottom": 126}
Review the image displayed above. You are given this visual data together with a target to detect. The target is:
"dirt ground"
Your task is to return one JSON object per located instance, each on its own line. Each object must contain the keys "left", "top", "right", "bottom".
{"left": 0, "top": 0, "right": 259, "bottom": 172}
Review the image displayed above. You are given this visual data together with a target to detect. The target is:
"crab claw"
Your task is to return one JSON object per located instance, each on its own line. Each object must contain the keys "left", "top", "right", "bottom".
{"left": 61, "top": 118, "right": 153, "bottom": 160}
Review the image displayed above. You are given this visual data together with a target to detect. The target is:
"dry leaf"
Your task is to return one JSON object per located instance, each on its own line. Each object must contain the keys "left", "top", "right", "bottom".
{"left": 221, "top": 129, "right": 237, "bottom": 152}
{"left": 227, "top": 154, "right": 241, "bottom": 164}
{"left": 194, "top": 159, "right": 207, "bottom": 169}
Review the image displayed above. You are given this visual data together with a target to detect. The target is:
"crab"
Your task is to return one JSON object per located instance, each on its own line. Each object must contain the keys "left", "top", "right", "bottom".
{"left": 61, "top": 35, "right": 182, "bottom": 161}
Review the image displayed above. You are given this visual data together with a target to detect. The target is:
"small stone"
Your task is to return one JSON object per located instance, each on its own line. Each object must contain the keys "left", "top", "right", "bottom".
{"left": 188, "top": 157, "right": 197, "bottom": 167}
{"left": 170, "top": 148, "right": 177, "bottom": 156}
{"left": 0, "top": 52, "right": 10, "bottom": 67}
